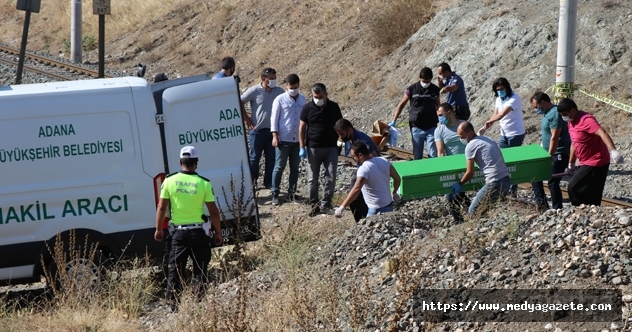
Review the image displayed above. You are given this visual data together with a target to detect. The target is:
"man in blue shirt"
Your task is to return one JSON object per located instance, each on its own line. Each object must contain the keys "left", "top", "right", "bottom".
{"left": 212, "top": 57, "right": 235, "bottom": 79}
{"left": 437, "top": 62, "right": 470, "bottom": 121}
{"left": 335, "top": 118, "right": 381, "bottom": 221}
{"left": 530, "top": 92, "right": 571, "bottom": 210}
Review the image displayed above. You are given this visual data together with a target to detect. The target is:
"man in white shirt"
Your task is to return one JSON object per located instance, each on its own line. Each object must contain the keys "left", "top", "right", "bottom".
{"left": 335, "top": 141, "right": 401, "bottom": 218}
{"left": 270, "top": 74, "right": 306, "bottom": 205}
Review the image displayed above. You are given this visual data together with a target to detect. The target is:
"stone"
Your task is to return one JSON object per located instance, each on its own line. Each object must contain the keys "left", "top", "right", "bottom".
{"left": 619, "top": 216, "right": 631, "bottom": 226}
{"left": 612, "top": 277, "right": 623, "bottom": 285}
{"left": 544, "top": 323, "right": 553, "bottom": 329}
{"left": 623, "top": 294, "right": 632, "bottom": 303}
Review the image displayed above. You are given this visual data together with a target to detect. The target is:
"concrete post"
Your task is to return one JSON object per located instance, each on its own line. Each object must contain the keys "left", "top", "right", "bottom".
{"left": 70, "top": 0, "right": 82, "bottom": 63}
{"left": 554, "top": 0, "right": 577, "bottom": 100}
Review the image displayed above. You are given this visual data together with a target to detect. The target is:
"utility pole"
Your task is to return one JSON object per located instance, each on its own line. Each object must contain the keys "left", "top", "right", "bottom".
{"left": 93, "top": 0, "right": 111, "bottom": 78}
{"left": 554, "top": 0, "right": 577, "bottom": 100}
{"left": 15, "top": 0, "right": 41, "bottom": 85}
{"left": 71, "top": 0, "right": 82, "bottom": 63}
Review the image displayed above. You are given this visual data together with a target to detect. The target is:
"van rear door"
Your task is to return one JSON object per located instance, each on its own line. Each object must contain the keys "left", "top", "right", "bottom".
{"left": 160, "top": 78, "right": 259, "bottom": 245}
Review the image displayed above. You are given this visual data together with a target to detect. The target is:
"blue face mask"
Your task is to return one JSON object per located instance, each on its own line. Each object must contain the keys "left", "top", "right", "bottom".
{"left": 438, "top": 115, "right": 448, "bottom": 125}
{"left": 535, "top": 108, "right": 545, "bottom": 115}
{"left": 497, "top": 90, "right": 507, "bottom": 98}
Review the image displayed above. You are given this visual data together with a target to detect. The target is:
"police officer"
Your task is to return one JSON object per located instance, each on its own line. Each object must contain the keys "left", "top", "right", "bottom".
{"left": 154, "top": 146, "right": 222, "bottom": 305}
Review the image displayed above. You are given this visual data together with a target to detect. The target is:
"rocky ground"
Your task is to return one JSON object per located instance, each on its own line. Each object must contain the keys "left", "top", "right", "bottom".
{"left": 119, "top": 156, "right": 632, "bottom": 331}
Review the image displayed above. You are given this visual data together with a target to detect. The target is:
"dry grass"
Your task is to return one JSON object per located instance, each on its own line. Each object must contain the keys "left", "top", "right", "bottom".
{"left": 367, "top": 0, "right": 435, "bottom": 55}
{"left": 0, "top": 0, "right": 188, "bottom": 51}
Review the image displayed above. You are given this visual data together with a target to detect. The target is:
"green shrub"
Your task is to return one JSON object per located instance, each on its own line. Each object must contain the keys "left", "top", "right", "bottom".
{"left": 83, "top": 35, "right": 97, "bottom": 51}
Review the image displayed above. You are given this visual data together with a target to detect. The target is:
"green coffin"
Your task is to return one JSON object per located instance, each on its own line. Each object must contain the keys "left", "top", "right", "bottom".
{"left": 392, "top": 144, "right": 552, "bottom": 199}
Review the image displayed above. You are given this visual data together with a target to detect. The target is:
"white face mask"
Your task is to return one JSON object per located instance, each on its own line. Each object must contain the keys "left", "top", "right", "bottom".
{"left": 460, "top": 138, "right": 468, "bottom": 145}
{"left": 420, "top": 82, "right": 430, "bottom": 88}
{"left": 288, "top": 88, "right": 299, "bottom": 97}
{"left": 314, "top": 98, "right": 325, "bottom": 106}
{"left": 562, "top": 115, "right": 570, "bottom": 122}
{"left": 267, "top": 79, "right": 277, "bottom": 88}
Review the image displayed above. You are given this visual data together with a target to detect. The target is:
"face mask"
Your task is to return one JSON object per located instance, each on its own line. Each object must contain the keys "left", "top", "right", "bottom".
{"left": 288, "top": 88, "right": 299, "bottom": 97}
{"left": 314, "top": 98, "right": 325, "bottom": 106}
{"left": 438, "top": 115, "right": 448, "bottom": 125}
{"left": 497, "top": 90, "right": 507, "bottom": 98}
{"left": 267, "top": 79, "right": 277, "bottom": 88}
{"left": 535, "top": 108, "right": 545, "bottom": 115}
{"left": 420, "top": 82, "right": 430, "bottom": 88}
{"left": 460, "top": 138, "right": 468, "bottom": 145}
{"left": 442, "top": 78, "right": 448, "bottom": 85}
{"left": 562, "top": 115, "right": 570, "bottom": 122}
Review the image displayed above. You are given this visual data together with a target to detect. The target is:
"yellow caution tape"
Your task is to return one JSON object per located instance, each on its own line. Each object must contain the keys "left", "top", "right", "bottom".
{"left": 543, "top": 84, "right": 632, "bottom": 114}
{"left": 576, "top": 89, "right": 632, "bottom": 114}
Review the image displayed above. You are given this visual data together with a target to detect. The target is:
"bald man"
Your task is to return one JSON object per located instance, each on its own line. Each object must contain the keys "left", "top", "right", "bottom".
{"left": 451, "top": 122, "right": 511, "bottom": 218}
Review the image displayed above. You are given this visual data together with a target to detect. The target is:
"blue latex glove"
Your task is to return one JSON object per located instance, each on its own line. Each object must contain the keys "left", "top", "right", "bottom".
{"left": 387, "top": 120, "right": 396, "bottom": 127}
{"left": 299, "top": 147, "right": 307, "bottom": 159}
{"left": 451, "top": 182, "right": 462, "bottom": 194}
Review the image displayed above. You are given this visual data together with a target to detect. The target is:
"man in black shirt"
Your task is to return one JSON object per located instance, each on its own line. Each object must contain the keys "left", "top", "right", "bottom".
{"left": 388, "top": 67, "right": 441, "bottom": 160}
{"left": 299, "top": 83, "right": 343, "bottom": 216}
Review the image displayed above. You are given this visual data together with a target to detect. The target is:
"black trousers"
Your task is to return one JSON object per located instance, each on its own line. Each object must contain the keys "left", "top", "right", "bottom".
{"left": 166, "top": 228, "right": 211, "bottom": 302}
{"left": 454, "top": 105, "right": 471, "bottom": 121}
{"left": 531, "top": 153, "right": 569, "bottom": 210}
{"left": 349, "top": 191, "right": 368, "bottom": 222}
{"left": 568, "top": 163, "right": 609, "bottom": 206}
{"left": 446, "top": 192, "right": 471, "bottom": 223}
{"left": 348, "top": 173, "right": 368, "bottom": 222}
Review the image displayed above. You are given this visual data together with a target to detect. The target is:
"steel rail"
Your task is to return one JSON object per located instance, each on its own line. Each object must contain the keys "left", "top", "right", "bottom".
{"left": 0, "top": 45, "right": 112, "bottom": 79}
{"left": 0, "top": 58, "right": 70, "bottom": 82}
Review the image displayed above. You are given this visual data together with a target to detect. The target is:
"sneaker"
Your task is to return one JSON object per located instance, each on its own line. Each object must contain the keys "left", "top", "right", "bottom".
{"left": 536, "top": 203, "right": 549, "bottom": 212}
{"left": 288, "top": 193, "right": 301, "bottom": 203}
{"left": 320, "top": 207, "right": 334, "bottom": 215}
{"left": 308, "top": 205, "right": 321, "bottom": 217}
{"left": 271, "top": 195, "right": 280, "bottom": 206}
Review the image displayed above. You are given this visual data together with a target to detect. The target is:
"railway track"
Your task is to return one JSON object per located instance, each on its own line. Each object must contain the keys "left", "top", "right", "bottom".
{"left": 340, "top": 144, "right": 632, "bottom": 209}
{"left": 0, "top": 45, "right": 112, "bottom": 81}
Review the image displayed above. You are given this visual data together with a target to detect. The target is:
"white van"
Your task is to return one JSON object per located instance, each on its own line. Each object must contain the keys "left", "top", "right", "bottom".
{"left": 0, "top": 75, "right": 259, "bottom": 285}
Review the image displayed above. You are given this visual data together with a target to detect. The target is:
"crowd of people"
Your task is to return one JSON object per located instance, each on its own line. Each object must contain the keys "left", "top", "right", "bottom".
{"left": 208, "top": 56, "right": 625, "bottom": 221}
{"left": 154, "top": 56, "right": 626, "bottom": 305}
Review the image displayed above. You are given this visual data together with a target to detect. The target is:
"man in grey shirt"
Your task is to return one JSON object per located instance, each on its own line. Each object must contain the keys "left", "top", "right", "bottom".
{"left": 452, "top": 122, "right": 510, "bottom": 218}
{"left": 241, "top": 67, "right": 284, "bottom": 189}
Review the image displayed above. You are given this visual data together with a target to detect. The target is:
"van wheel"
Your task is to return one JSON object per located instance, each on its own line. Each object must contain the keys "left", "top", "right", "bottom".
{"left": 45, "top": 248, "right": 111, "bottom": 294}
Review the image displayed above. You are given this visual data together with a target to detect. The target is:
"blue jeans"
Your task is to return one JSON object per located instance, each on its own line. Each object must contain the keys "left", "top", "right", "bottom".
{"left": 367, "top": 202, "right": 393, "bottom": 217}
{"left": 271, "top": 142, "right": 300, "bottom": 196}
{"left": 248, "top": 128, "right": 275, "bottom": 187}
{"left": 307, "top": 147, "right": 338, "bottom": 208}
{"left": 498, "top": 133, "right": 524, "bottom": 193}
{"left": 411, "top": 126, "right": 437, "bottom": 160}
{"left": 468, "top": 176, "right": 510, "bottom": 215}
